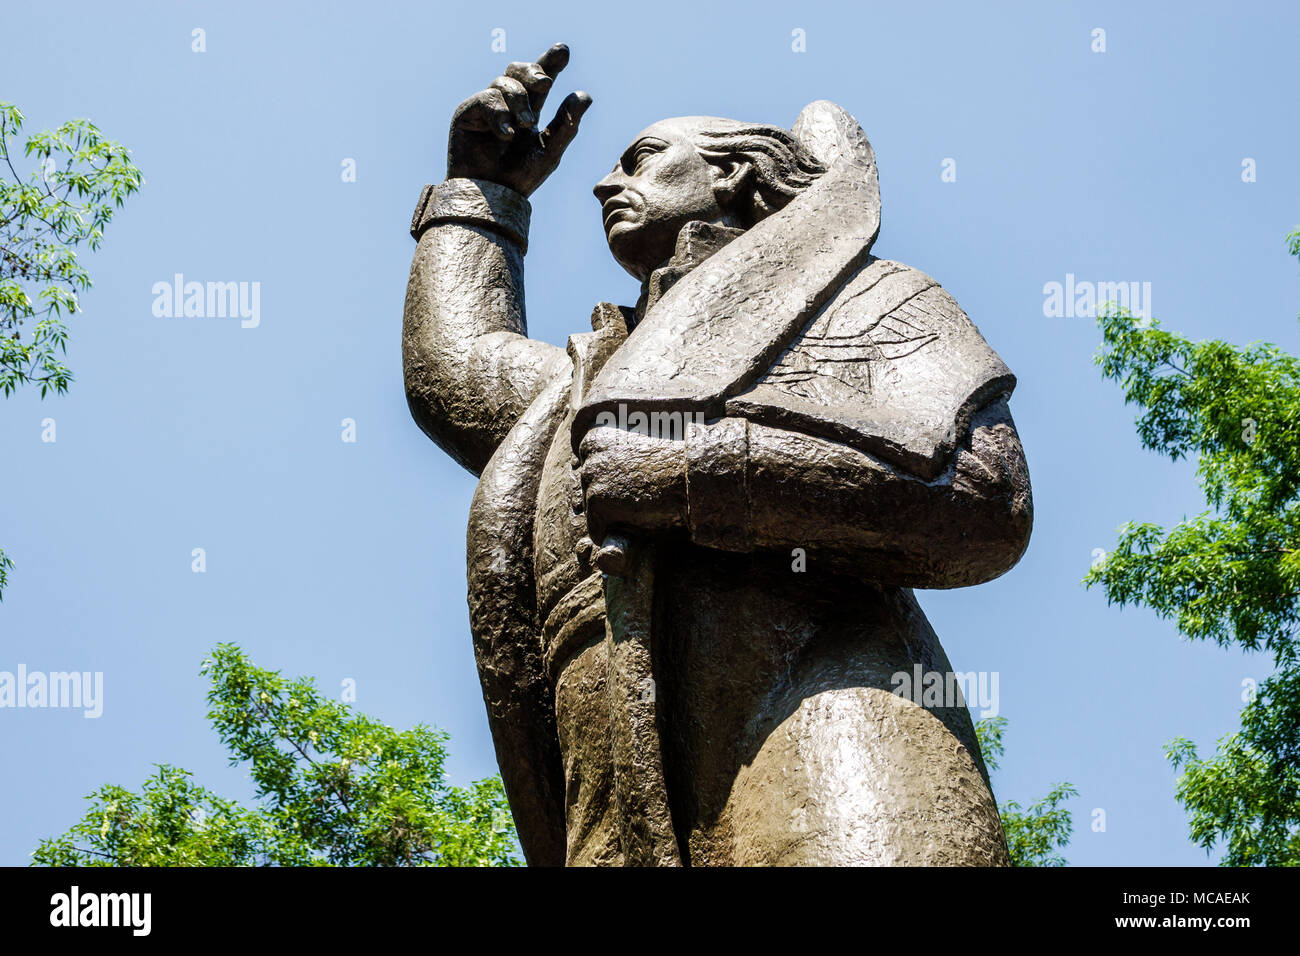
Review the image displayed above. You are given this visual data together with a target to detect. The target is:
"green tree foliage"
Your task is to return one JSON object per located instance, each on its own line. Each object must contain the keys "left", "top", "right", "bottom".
{"left": 976, "top": 716, "right": 1078, "bottom": 866}
{"left": 0, "top": 548, "right": 13, "bottom": 601}
{"left": 0, "top": 103, "right": 143, "bottom": 601}
{"left": 33, "top": 645, "right": 520, "bottom": 867}
{"left": 1085, "top": 231, "right": 1300, "bottom": 865}
{"left": 1, "top": 102, "right": 142, "bottom": 397}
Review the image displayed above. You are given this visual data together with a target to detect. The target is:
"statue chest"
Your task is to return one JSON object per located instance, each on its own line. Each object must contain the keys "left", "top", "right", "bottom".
{"left": 532, "top": 303, "right": 631, "bottom": 664}
{"left": 533, "top": 400, "right": 593, "bottom": 634}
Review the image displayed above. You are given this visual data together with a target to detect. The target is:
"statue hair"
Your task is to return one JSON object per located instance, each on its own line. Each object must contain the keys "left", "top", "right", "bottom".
{"left": 692, "top": 123, "right": 828, "bottom": 226}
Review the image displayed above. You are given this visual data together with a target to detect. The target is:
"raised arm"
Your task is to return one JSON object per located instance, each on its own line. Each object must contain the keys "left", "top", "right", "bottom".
{"left": 402, "top": 44, "right": 591, "bottom": 475}
{"left": 403, "top": 183, "right": 567, "bottom": 474}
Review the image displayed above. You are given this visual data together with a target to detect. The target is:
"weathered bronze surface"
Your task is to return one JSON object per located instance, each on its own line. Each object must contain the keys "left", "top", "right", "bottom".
{"left": 403, "top": 44, "right": 1032, "bottom": 866}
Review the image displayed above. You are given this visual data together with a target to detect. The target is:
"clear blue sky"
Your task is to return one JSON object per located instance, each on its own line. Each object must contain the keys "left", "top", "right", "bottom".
{"left": 2, "top": 0, "right": 1297, "bottom": 866}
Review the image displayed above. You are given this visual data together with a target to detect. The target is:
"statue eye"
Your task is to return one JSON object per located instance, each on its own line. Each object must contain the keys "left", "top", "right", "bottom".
{"left": 621, "top": 141, "right": 664, "bottom": 174}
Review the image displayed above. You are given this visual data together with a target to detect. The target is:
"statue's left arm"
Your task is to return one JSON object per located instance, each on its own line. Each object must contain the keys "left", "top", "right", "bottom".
{"left": 579, "top": 394, "right": 1032, "bottom": 588}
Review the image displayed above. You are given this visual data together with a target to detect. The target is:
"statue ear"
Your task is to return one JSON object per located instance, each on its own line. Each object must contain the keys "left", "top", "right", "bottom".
{"left": 710, "top": 159, "right": 754, "bottom": 212}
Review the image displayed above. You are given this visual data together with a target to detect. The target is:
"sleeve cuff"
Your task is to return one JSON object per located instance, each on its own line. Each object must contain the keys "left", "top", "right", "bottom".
{"left": 685, "top": 417, "right": 752, "bottom": 551}
{"left": 409, "top": 178, "right": 531, "bottom": 252}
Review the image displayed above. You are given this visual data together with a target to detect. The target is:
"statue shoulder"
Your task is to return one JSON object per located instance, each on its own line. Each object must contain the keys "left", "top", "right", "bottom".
{"left": 767, "top": 255, "right": 1010, "bottom": 390}
{"left": 825, "top": 256, "right": 968, "bottom": 335}
{"left": 727, "top": 255, "right": 1017, "bottom": 480}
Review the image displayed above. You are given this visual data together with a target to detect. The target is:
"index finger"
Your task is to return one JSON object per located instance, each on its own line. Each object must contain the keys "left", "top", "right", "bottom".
{"left": 503, "top": 61, "right": 555, "bottom": 113}
{"left": 506, "top": 43, "right": 570, "bottom": 116}
{"left": 535, "top": 42, "right": 570, "bottom": 78}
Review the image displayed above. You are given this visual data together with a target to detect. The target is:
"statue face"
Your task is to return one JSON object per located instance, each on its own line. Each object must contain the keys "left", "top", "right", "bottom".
{"left": 593, "top": 118, "right": 730, "bottom": 281}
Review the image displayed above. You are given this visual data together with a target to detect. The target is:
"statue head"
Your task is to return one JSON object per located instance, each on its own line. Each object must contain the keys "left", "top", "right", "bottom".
{"left": 592, "top": 116, "right": 827, "bottom": 281}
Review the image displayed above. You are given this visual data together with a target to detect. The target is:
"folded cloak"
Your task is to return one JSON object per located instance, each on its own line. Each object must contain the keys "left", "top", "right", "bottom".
{"left": 572, "top": 100, "right": 1015, "bottom": 482}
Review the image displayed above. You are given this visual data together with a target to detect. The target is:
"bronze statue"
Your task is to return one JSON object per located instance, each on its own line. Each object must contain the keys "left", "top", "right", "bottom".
{"left": 402, "top": 44, "right": 1032, "bottom": 866}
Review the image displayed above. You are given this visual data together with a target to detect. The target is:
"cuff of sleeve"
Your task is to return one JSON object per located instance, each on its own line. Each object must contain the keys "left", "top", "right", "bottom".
{"left": 409, "top": 178, "right": 531, "bottom": 252}
{"left": 685, "top": 417, "right": 752, "bottom": 552}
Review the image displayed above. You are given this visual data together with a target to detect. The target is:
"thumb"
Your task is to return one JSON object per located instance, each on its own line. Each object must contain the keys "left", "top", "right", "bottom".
{"left": 541, "top": 91, "right": 592, "bottom": 157}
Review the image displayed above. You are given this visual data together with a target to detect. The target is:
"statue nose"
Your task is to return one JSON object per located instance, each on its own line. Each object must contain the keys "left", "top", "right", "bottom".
{"left": 593, "top": 176, "right": 622, "bottom": 203}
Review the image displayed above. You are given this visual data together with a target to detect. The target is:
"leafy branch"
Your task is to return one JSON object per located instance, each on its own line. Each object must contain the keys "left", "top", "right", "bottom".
{"left": 1085, "top": 232, "right": 1300, "bottom": 863}
{"left": 975, "top": 716, "right": 1078, "bottom": 866}
{"left": 33, "top": 645, "right": 520, "bottom": 867}
{"left": 0, "top": 101, "right": 143, "bottom": 398}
